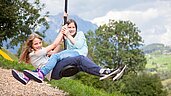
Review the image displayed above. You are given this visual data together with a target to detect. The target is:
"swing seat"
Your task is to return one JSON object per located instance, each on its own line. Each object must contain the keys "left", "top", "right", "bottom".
{"left": 60, "top": 65, "right": 79, "bottom": 77}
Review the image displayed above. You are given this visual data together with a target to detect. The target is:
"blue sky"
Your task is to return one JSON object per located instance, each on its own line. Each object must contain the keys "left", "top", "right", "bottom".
{"left": 37, "top": 0, "right": 171, "bottom": 45}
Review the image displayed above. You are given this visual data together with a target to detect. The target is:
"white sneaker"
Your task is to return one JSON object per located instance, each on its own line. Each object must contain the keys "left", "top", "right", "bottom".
{"left": 113, "top": 65, "right": 127, "bottom": 81}
{"left": 99, "top": 68, "right": 121, "bottom": 80}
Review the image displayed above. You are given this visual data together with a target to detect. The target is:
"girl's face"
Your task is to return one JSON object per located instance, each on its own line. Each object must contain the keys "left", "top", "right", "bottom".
{"left": 68, "top": 22, "right": 76, "bottom": 36}
{"left": 32, "top": 38, "right": 43, "bottom": 51}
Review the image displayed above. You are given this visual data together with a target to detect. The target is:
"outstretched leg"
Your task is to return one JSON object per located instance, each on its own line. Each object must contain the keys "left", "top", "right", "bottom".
{"left": 51, "top": 55, "right": 126, "bottom": 80}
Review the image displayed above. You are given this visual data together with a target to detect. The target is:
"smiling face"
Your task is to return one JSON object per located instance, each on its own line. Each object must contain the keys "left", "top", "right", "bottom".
{"left": 66, "top": 19, "right": 77, "bottom": 37}
{"left": 68, "top": 22, "right": 77, "bottom": 36}
{"left": 32, "top": 38, "right": 43, "bottom": 51}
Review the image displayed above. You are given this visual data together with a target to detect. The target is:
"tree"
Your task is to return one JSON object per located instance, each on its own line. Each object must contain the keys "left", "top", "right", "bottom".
{"left": 76, "top": 20, "right": 165, "bottom": 95}
{"left": 121, "top": 73, "right": 167, "bottom": 96}
{"left": 0, "top": 0, "right": 49, "bottom": 48}
{"left": 86, "top": 19, "right": 146, "bottom": 73}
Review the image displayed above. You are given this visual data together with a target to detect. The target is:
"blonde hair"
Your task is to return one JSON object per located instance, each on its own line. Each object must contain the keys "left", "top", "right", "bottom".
{"left": 19, "top": 33, "right": 42, "bottom": 63}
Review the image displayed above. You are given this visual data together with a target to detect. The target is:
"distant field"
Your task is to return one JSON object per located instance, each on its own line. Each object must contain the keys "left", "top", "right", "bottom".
{"left": 146, "top": 54, "right": 171, "bottom": 72}
{"left": 162, "top": 78, "right": 171, "bottom": 95}
{"left": 146, "top": 54, "right": 171, "bottom": 95}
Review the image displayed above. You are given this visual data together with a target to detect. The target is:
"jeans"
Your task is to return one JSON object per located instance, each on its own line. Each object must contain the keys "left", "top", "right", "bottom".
{"left": 41, "top": 50, "right": 79, "bottom": 75}
{"left": 51, "top": 55, "right": 102, "bottom": 80}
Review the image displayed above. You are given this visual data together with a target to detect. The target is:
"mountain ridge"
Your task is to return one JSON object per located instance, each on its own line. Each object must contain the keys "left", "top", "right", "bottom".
{"left": 3, "top": 14, "right": 98, "bottom": 54}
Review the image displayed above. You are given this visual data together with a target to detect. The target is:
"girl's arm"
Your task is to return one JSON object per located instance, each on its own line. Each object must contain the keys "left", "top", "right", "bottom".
{"left": 47, "top": 44, "right": 62, "bottom": 56}
{"left": 65, "top": 32, "right": 76, "bottom": 44}
{"left": 45, "top": 32, "right": 63, "bottom": 52}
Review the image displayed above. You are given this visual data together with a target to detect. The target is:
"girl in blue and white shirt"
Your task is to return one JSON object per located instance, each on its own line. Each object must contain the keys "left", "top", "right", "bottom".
{"left": 24, "top": 19, "right": 88, "bottom": 82}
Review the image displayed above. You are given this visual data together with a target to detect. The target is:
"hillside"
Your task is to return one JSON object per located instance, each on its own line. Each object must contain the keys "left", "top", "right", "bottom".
{"left": 143, "top": 44, "right": 171, "bottom": 95}
{"left": 141, "top": 43, "right": 171, "bottom": 54}
{"left": 0, "top": 67, "right": 67, "bottom": 96}
{"left": 144, "top": 43, "right": 171, "bottom": 79}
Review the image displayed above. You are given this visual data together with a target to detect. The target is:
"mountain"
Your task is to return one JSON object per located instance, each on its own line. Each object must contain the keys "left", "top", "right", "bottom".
{"left": 3, "top": 14, "right": 98, "bottom": 54}
{"left": 43, "top": 13, "right": 98, "bottom": 43}
{"left": 141, "top": 43, "right": 171, "bottom": 54}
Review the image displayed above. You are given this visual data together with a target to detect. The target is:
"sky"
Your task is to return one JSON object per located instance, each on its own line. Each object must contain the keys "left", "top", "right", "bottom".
{"left": 38, "top": 0, "right": 171, "bottom": 46}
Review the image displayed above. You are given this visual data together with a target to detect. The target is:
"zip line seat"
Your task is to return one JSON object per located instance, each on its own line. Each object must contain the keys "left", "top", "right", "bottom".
{"left": 51, "top": 61, "right": 80, "bottom": 80}
{"left": 60, "top": 65, "right": 79, "bottom": 77}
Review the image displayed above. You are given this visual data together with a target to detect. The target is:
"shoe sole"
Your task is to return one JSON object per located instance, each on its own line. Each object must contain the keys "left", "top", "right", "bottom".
{"left": 12, "top": 69, "right": 27, "bottom": 85}
{"left": 23, "top": 70, "right": 43, "bottom": 83}
{"left": 113, "top": 65, "right": 127, "bottom": 81}
{"left": 99, "top": 68, "right": 121, "bottom": 80}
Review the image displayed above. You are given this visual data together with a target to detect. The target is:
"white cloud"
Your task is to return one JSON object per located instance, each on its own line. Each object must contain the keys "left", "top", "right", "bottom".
{"left": 92, "top": 8, "right": 159, "bottom": 26}
{"left": 36, "top": 0, "right": 171, "bottom": 45}
{"left": 91, "top": 1, "right": 171, "bottom": 45}
{"left": 161, "top": 24, "right": 171, "bottom": 44}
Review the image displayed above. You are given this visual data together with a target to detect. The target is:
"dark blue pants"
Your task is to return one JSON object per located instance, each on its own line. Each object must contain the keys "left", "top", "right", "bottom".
{"left": 51, "top": 55, "right": 101, "bottom": 80}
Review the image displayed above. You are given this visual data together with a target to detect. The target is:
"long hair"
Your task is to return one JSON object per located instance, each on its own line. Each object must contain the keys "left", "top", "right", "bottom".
{"left": 19, "top": 33, "right": 42, "bottom": 63}
{"left": 66, "top": 19, "right": 77, "bottom": 37}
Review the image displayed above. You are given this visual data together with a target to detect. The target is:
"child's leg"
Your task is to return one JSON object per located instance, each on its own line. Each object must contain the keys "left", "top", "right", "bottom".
{"left": 23, "top": 50, "right": 80, "bottom": 83}
{"left": 41, "top": 50, "right": 79, "bottom": 76}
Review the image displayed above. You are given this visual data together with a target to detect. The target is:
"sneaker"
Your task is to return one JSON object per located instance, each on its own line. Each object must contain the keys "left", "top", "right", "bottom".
{"left": 113, "top": 65, "right": 127, "bottom": 81}
{"left": 23, "top": 69, "right": 44, "bottom": 83}
{"left": 12, "top": 69, "right": 30, "bottom": 85}
{"left": 99, "top": 68, "right": 121, "bottom": 80}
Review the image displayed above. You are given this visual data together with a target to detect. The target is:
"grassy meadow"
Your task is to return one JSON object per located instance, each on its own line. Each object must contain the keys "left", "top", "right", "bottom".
{"left": 146, "top": 53, "right": 171, "bottom": 95}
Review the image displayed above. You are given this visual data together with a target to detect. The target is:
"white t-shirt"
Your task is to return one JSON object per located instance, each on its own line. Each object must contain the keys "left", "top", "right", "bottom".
{"left": 29, "top": 48, "right": 51, "bottom": 80}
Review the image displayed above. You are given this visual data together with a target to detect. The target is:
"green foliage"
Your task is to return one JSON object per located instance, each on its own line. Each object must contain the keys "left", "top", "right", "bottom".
{"left": 74, "top": 72, "right": 123, "bottom": 94}
{"left": 120, "top": 73, "right": 168, "bottom": 96}
{"left": 146, "top": 54, "right": 171, "bottom": 80}
{"left": 75, "top": 19, "right": 156, "bottom": 95}
{"left": 86, "top": 20, "right": 146, "bottom": 73}
{"left": 162, "top": 78, "right": 171, "bottom": 95}
{"left": 0, "top": 0, "right": 49, "bottom": 48}
{"left": 0, "top": 55, "right": 34, "bottom": 71}
{"left": 49, "top": 78, "right": 124, "bottom": 96}
{"left": 1, "top": 48, "right": 18, "bottom": 60}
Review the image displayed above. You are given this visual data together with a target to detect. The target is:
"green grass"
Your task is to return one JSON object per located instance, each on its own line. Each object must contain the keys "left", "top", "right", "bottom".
{"left": 146, "top": 54, "right": 171, "bottom": 96}
{"left": 146, "top": 54, "right": 171, "bottom": 71}
{"left": 162, "top": 78, "right": 171, "bottom": 95}
{"left": 49, "top": 78, "right": 123, "bottom": 96}
{"left": 1, "top": 48, "right": 18, "bottom": 61}
{"left": 0, "top": 56, "right": 34, "bottom": 71}
{"left": 162, "top": 78, "right": 171, "bottom": 87}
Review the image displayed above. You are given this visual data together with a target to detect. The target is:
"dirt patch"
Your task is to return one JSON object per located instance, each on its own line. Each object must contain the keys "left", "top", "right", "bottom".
{"left": 0, "top": 67, "right": 68, "bottom": 96}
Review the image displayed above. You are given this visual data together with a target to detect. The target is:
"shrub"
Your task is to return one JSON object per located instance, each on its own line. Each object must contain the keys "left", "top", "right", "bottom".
{"left": 120, "top": 73, "right": 168, "bottom": 96}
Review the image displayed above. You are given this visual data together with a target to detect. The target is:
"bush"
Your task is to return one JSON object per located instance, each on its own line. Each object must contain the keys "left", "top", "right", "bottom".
{"left": 120, "top": 73, "right": 168, "bottom": 96}
{"left": 73, "top": 72, "right": 122, "bottom": 93}
{"left": 74, "top": 72, "right": 168, "bottom": 96}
